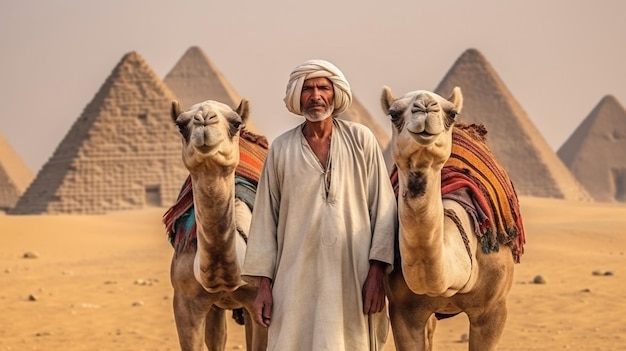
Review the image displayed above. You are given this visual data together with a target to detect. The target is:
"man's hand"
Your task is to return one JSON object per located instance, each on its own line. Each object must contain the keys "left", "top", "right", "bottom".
{"left": 362, "top": 260, "right": 387, "bottom": 314}
{"left": 253, "top": 277, "right": 273, "bottom": 327}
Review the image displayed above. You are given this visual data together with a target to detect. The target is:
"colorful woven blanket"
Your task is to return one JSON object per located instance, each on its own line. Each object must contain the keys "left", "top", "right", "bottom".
{"left": 390, "top": 123, "right": 526, "bottom": 263}
{"left": 163, "top": 129, "right": 269, "bottom": 248}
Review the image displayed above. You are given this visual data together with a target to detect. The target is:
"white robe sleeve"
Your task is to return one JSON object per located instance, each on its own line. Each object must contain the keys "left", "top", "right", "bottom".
{"left": 242, "top": 145, "right": 280, "bottom": 285}
{"left": 365, "top": 130, "right": 397, "bottom": 271}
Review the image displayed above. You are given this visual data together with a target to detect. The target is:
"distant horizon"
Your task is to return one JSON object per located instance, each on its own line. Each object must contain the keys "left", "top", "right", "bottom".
{"left": 1, "top": 1, "right": 624, "bottom": 173}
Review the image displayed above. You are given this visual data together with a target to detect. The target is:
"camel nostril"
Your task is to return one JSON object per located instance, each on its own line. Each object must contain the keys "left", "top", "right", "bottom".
{"left": 193, "top": 113, "right": 219, "bottom": 126}
{"left": 204, "top": 113, "right": 219, "bottom": 124}
{"left": 193, "top": 114, "right": 205, "bottom": 126}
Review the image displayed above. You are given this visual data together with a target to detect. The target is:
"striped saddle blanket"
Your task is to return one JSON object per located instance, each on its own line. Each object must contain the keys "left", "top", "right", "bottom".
{"left": 390, "top": 123, "right": 526, "bottom": 263}
{"left": 163, "top": 129, "right": 269, "bottom": 248}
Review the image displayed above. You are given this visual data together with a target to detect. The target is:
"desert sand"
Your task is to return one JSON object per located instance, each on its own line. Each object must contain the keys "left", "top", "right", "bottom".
{"left": 1, "top": 196, "right": 625, "bottom": 351}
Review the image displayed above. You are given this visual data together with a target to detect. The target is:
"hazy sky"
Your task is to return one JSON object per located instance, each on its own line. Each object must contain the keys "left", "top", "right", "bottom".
{"left": 1, "top": 0, "right": 624, "bottom": 173}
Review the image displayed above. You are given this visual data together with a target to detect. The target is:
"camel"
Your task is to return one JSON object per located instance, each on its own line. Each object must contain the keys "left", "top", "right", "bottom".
{"left": 381, "top": 86, "right": 525, "bottom": 351}
{"left": 165, "top": 99, "right": 268, "bottom": 351}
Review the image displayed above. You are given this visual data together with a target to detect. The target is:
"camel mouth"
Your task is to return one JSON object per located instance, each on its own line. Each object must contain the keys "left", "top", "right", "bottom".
{"left": 408, "top": 130, "right": 436, "bottom": 144}
{"left": 195, "top": 144, "right": 219, "bottom": 155}
{"left": 191, "top": 132, "right": 224, "bottom": 155}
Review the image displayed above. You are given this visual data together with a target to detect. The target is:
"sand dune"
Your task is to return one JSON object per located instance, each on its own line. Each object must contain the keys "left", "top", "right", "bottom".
{"left": 1, "top": 196, "right": 625, "bottom": 350}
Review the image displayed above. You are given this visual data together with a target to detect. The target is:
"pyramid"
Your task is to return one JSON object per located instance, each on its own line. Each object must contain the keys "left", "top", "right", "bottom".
{"left": 338, "top": 95, "right": 390, "bottom": 149}
{"left": 433, "top": 48, "right": 591, "bottom": 201}
{"left": 163, "top": 46, "right": 261, "bottom": 133}
{"left": 0, "top": 134, "right": 33, "bottom": 211}
{"left": 558, "top": 95, "right": 626, "bottom": 202}
{"left": 10, "top": 51, "right": 188, "bottom": 214}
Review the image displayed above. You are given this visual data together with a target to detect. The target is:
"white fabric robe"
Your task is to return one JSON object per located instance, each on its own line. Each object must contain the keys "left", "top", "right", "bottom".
{"left": 242, "top": 118, "right": 396, "bottom": 351}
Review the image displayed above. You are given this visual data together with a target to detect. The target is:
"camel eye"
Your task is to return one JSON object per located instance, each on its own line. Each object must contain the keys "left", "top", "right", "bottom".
{"left": 228, "top": 118, "right": 244, "bottom": 137}
{"left": 175, "top": 116, "right": 191, "bottom": 140}
{"left": 388, "top": 110, "right": 401, "bottom": 121}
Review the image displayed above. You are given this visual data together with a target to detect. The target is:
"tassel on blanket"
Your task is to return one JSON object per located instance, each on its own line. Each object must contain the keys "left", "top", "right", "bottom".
{"left": 390, "top": 123, "right": 526, "bottom": 263}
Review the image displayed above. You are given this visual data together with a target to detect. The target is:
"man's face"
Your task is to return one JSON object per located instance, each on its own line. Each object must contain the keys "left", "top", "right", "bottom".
{"left": 301, "top": 77, "right": 334, "bottom": 121}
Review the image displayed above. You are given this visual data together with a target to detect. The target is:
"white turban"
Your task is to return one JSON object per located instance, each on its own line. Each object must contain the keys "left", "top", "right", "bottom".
{"left": 283, "top": 59, "right": 352, "bottom": 116}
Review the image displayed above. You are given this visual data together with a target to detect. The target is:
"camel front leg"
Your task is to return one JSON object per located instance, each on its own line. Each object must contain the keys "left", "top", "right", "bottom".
{"left": 204, "top": 307, "right": 227, "bottom": 351}
{"left": 387, "top": 270, "right": 435, "bottom": 351}
{"left": 388, "top": 301, "right": 434, "bottom": 351}
{"left": 424, "top": 315, "right": 436, "bottom": 351}
{"left": 467, "top": 300, "right": 508, "bottom": 351}
{"left": 243, "top": 309, "right": 268, "bottom": 351}
{"left": 173, "top": 291, "right": 211, "bottom": 351}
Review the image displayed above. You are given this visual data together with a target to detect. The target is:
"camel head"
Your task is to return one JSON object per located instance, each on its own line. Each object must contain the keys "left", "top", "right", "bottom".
{"left": 172, "top": 99, "right": 250, "bottom": 173}
{"left": 381, "top": 86, "right": 463, "bottom": 169}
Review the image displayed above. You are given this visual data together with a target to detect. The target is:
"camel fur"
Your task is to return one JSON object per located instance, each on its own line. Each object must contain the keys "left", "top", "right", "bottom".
{"left": 382, "top": 86, "right": 523, "bottom": 351}
{"left": 168, "top": 99, "right": 267, "bottom": 351}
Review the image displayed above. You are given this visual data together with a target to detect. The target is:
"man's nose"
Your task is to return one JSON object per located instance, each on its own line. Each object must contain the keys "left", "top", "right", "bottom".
{"left": 311, "top": 87, "right": 322, "bottom": 98}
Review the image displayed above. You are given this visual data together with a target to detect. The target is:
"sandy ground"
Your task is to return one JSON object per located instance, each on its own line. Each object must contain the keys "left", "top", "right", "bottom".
{"left": 1, "top": 196, "right": 625, "bottom": 350}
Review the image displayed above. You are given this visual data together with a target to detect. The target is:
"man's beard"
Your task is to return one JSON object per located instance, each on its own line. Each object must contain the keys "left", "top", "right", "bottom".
{"left": 303, "top": 102, "right": 334, "bottom": 122}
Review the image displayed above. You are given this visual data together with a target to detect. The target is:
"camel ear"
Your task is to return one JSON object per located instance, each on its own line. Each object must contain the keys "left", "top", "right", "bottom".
{"left": 381, "top": 86, "right": 395, "bottom": 114}
{"left": 171, "top": 100, "right": 183, "bottom": 122}
{"left": 448, "top": 87, "right": 463, "bottom": 114}
{"left": 236, "top": 98, "right": 250, "bottom": 125}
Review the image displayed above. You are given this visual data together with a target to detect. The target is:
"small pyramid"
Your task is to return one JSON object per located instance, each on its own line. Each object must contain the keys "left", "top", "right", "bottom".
{"left": 338, "top": 95, "right": 390, "bottom": 149}
{"left": 0, "top": 134, "right": 33, "bottom": 211}
{"left": 10, "top": 51, "right": 188, "bottom": 214}
{"left": 434, "top": 48, "right": 591, "bottom": 201}
{"left": 164, "top": 46, "right": 261, "bottom": 133}
{"left": 558, "top": 95, "right": 626, "bottom": 202}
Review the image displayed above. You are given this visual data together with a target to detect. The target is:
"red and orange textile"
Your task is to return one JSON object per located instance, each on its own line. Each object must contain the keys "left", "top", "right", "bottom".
{"left": 390, "top": 123, "right": 526, "bottom": 263}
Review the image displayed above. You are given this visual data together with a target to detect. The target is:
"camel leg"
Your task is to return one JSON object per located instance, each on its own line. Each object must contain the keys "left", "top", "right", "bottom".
{"left": 243, "top": 309, "right": 253, "bottom": 351}
{"left": 204, "top": 307, "right": 227, "bottom": 351}
{"left": 425, "top": 315, "right": 436, "bottom": 351}
{"left": 173, "top": 291, "right": 210, "bottom": 351}
{"left": 243, "top": 309, "right": 268, "bottom": 351}
{"left": 389, "top": 301, "right": 433, "bottom": 351}
{"left": 387, "top": 268, "right": 436, "bottom": 351}
{"left": 467, "top": 301, "right": 508, "bottom": 351}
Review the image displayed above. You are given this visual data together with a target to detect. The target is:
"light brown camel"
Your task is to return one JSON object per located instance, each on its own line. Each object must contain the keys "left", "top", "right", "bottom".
{"left": 167, "top": 99, "right": 267, "bottom": 351}
{"left": 382, "top": 86, "right": 525, "bottom": 351}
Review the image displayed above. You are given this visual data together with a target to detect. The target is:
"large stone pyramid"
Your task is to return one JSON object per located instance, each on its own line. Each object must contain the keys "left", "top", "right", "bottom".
{"left": 163, "top": 46, "right": 261, "bottom": 133}
{"left": 10, "top": 51, "right": 188, "bottom": 214}
{"left": 0, "top": 134, "right": 33, "bottom": 211}
{"left": 558, "top": 95, "right": 626, "bottom": 202}
{"left": 434, "top": 48, "right": 591, "bottom": 201}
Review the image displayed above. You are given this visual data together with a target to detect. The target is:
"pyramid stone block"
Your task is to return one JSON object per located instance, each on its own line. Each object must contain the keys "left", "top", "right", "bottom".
{"left": 10, "top": 51, "right": 188, "bottom": 214}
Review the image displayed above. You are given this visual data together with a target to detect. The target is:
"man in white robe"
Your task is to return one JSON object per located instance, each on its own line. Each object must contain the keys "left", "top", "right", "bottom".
{"left": 242, "top": 59, "right": 396, "bottom": 350}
